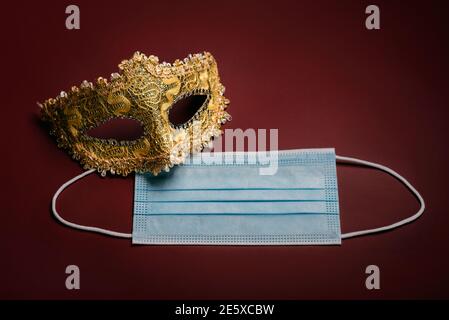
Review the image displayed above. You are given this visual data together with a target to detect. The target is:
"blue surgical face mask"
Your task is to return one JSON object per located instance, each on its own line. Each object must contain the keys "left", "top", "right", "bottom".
{"left": 51, "top": 148, "right": 425, "bottom": 245}
{"left": 133, "top": 148, "right": 340, "bottom": 245}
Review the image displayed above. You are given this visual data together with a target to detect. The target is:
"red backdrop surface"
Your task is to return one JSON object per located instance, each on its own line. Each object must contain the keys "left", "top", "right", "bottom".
{"left": 2, "top": 0, "right": 449, "bottom": 299}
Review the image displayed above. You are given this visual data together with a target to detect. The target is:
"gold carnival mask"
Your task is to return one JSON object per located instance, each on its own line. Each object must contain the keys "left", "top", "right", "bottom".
{"left": 40, "top": 51, "right": 231, "bottom": 176}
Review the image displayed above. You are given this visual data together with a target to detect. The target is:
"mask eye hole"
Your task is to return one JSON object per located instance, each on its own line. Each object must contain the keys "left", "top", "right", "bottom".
{"left": 86, "top": 118, "right": 144, "bottom": 141}
{"left": 169, "top": 94, "right": 208, "bottom": 127}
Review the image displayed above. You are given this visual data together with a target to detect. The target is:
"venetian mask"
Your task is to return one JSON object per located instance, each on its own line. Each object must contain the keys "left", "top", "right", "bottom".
{"left": 40, "top": 51, "right": 230, "bottom": 176}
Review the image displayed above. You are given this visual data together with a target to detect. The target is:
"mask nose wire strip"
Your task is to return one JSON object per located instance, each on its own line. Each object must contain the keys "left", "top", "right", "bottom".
{"left": 336, "top": 155, "right": 425, "bottom": 240}
{"left": 51, "top": 169, "right": 132, "bottom": 238}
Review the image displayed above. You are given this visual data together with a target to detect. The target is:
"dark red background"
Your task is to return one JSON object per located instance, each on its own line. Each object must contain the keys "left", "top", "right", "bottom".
{"left": 2, "top": 0, "right": 449, "bottom": 299}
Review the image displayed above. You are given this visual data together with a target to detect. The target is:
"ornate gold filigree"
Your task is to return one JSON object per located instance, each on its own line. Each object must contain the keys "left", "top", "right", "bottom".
{"left": 40, "top": 52, "right": 231, "bottom": 176}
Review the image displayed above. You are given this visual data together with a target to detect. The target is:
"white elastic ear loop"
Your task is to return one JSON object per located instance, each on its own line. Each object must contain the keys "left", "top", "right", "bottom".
{"left": 52, "top": 169, "right": 132, "bottom": 238}
{"left": 336, "top": 155, "right": 425, "bottom": 239}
